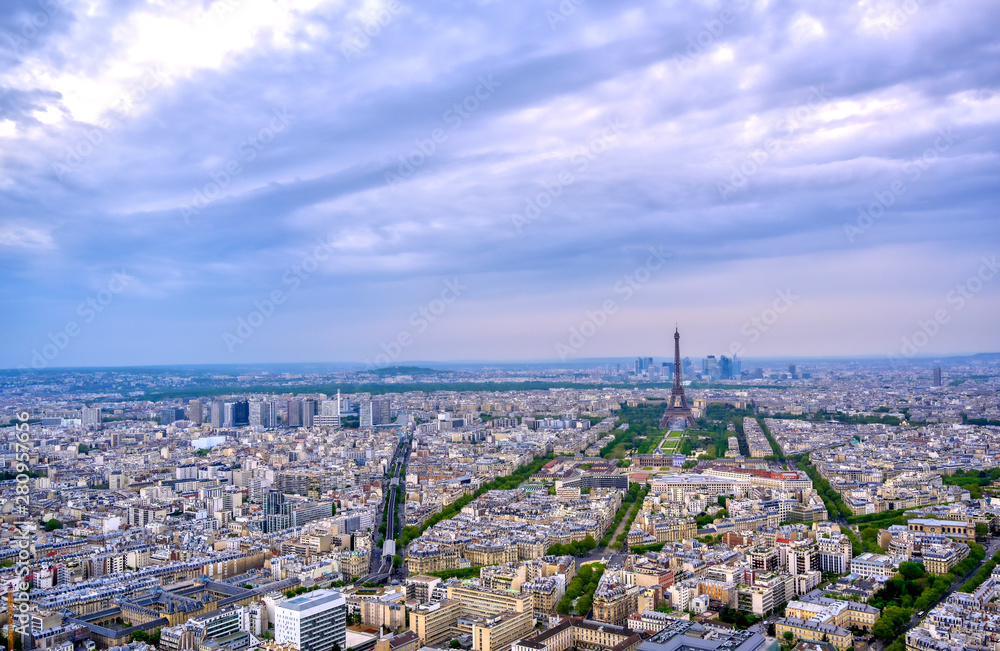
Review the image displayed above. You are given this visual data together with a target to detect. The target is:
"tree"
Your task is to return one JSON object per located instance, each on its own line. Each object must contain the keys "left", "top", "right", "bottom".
{"left": 899, "top": 562, "right": 926, "bottom": 581}
{"left": 449, "top": 641, "right": 462, "bottom": 649}
{"left": 872, "top": 617, "right": 896, "bottom": 642}
{"left": 393, "top": 554, "right": 403, "bottom": 568}
{"left": 44, "top": 519, "right": 63, "bottom": 531}
{"left": 783, "top": 631, "right": 794, "bottom": 642}
{"left": 976, "top": 522, "right": 990, "bottom": 541}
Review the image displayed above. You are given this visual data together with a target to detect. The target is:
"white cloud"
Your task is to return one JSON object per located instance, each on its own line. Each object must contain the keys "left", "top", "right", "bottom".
{"left": 0, "top": 224, "right": 55, "bottom": 250}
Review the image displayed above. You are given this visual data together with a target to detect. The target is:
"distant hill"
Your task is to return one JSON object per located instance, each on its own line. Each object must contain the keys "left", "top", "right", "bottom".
{"left": 369, "top": 366, "right": 450, "bottom": 376}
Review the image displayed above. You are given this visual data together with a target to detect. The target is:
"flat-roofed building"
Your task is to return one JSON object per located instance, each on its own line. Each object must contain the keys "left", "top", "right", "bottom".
{"left": 405, "top": 576, "right": 441, "bottom": 605}
{"left": 446, "top": 584, "right": 530, "bottom": 617}
{"left": 471, "top": 611, "right": 534, "bottom": 651}
{"left": 274, "top": 589, "right": 346, "bottom": 651}
{"left": 850, "top": 553, "right": 895, "bottom": 579}
{"left": 649, "top": 474, "right": 751, "bottom": 500}
{"left": 408, "top": 599, "right": 461, "bottom": 647}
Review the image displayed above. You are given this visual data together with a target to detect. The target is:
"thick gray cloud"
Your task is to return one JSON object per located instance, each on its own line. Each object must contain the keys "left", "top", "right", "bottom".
{"left": 0, "top": 0, "right": 997, "bottom": 369}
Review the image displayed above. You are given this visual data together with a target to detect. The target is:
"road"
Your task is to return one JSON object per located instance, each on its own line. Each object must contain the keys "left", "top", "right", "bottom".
{"left": 575, "top": 492, "right": 637, "bottom": 567}
{"left": 356, "top": 435, "right": 410, "bottom": 585}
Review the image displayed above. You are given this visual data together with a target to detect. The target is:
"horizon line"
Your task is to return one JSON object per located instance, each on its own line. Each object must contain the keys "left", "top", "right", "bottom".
{"left": 3, "top": 351, "right": 998, "bottom": 373}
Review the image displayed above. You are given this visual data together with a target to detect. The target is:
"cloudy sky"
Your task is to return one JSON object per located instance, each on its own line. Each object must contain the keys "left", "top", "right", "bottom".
{"left": 1, "top": 0, "right": 998, "bottom": 369}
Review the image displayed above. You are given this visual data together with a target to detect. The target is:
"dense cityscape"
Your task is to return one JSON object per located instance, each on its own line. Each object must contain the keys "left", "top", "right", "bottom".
{"left": 3, "top": 342, "right": 999, "bottom": 651}
{"left": 3, "top": 3, "right": 998, "bottom": 651}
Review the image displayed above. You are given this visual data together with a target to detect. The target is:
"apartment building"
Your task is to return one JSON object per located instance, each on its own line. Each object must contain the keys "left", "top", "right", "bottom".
{"left": 775, "top": 618, "right": 852, "bottom": 650}
{"left": 446, "top": 584, "right": 530, "bottom": 617}
{"left": 850, "top": 553, "right": 896, "bottom": 579}
{"left": 512, "top": 617, "right": 644, "bottom": 651}
{"left": 274, "top": 590, "right": 347, "bottom": 651}
{"left": 471, "top": 611, "right": 534, "bottom": 651}
{"left": 409, "top": 599, "right": 462, "bottom": 647}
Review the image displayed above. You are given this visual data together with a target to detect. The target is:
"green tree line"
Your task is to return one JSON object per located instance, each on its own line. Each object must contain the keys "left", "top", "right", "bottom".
{"left": 557, "top": 563, "right": 605, "bottom": 616}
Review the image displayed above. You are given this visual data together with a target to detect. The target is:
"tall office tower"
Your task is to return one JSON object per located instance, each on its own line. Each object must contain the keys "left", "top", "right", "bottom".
{"left": 302, "top": 399, "right": 316, "bottom": 427}
{"left": 634, "top": 357, "right": 643, "bottom": 374}
{"left": 645, "top": 356, "right": 653, "bottom": 371}
{"left": 224, "top": 402, "right": 235, "bottom": 428}
{"left": 263, "top": 490, "right": 285, "bottom": 515}
{"left": 703, "top": 355, "right": 718, "bottom": 378}
{"left": 360, "top": 397, "right": 392, "bottom": 427}
{"left": 788, "top": 364, "right": 797, "bottom": 379}
{"left": 933, "top": 367, "right": 942, "bottom": 387}
{"left": 82, "top": 407, "right": 102, "bottom": 427}
{"left": 275, "top": 590, "right": 347, "bottom": 651}
{"left": 211, "top": 402, "right": 225, "bottom": 428}
{"left": 232, "top": 399, "right": 250, "bottom": 426}
{"left": 317, "top": 400, "right": 341, "bottom": 427}
{"left": 732, "top": 355, "right": 742, "bottom": 378}
{"left": 250, "top": 401, "right": 277, "bottom": 429}
{"left": 287, "top": 400, "right": 303, "bottom": 427}
{"left": 188, "top": 400, "right": 203, "bottom": 425}
{"left": 720, "top": 356, "right": 733, "bottom": 380}
{"left": 158, "top": 407, "right": 184, "bottom": 425}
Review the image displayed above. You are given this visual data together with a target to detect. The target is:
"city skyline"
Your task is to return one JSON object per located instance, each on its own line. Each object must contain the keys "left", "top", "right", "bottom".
{"left": 1, "top": 0, "right": 998, "bottom": 368}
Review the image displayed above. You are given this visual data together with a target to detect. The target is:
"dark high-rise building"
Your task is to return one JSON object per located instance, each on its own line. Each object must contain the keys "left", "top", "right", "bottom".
{"left": 158, "top": 407, "right": 184, "bottom": 425}
{"left": 720, "top": 355, "right": 732, "bottom": 380}
{"left": 933, "top": 367, "right": 942, "bottom": 387}
{"left": 788, "top": 364, "right": 797, "bottom": 379}
{"left": 232, "top": 399, "right": 250, "bottom": 426}
{"left": 263, "top": 490, "right": 285, "bottom": 515}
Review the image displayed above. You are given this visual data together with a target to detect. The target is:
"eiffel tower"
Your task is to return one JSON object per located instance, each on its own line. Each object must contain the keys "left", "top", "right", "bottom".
{"left": 660, "top": 326, "right": 696, "bottom": 429}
